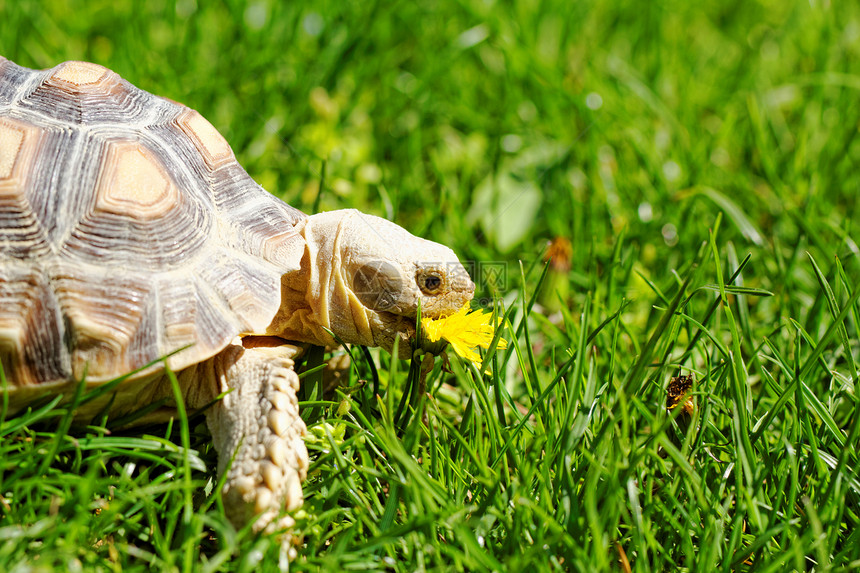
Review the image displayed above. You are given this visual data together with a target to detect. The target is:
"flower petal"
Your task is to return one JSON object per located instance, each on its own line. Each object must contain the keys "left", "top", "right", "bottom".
{"left": 420, "top": 304, "right": 507, "bottom": 370}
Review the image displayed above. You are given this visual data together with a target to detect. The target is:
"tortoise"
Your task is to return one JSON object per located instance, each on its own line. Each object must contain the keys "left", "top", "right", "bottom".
{"left": 0, "top": 57, "right": 474, "bottom": 549}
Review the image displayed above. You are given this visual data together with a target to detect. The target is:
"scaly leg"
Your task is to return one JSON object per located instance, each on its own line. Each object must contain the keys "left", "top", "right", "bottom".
{"left": 203, "top": 340, "right": 308, "bottom": 548}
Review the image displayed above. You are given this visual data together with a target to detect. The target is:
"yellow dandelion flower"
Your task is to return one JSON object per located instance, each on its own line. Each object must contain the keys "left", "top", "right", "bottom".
{"left": 421, "top": 305, "right": 507, "bottom": 370}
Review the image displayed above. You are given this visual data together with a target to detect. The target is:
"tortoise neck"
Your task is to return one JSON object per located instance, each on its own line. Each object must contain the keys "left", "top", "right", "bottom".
{"left": 265, "top": 212, "right": 377, "bottom": 348}
{"left": 265, "top": 248, "right": 335, "bottom": 346}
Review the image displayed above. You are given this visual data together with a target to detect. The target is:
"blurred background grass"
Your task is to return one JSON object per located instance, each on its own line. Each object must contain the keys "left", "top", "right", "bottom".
{"left": 4, "top": 0, "right": 860, "bottom": 570}
{"left": 6, "top": 0, "right": 859, "bottom": 293}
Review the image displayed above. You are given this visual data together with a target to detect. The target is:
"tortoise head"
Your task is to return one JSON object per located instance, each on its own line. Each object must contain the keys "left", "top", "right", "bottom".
{"left": 287, "top": 209, "right": 475, "bottom": 355}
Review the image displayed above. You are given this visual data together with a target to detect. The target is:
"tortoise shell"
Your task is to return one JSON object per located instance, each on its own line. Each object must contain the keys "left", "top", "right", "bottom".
{"left": 0, "top": 58, "right": 307, "bottom": 387}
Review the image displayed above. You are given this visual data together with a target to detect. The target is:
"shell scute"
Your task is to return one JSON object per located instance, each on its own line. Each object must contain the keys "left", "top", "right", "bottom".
{"left": 17, "top": 61, "right": 153, "bottom": 126}
{"left": 197, "top": 250, "right": 285, "bottom": 335}
{"left": 0, "top": 116, "right": 52, "bottom": 259}
{"left": 52, "top": 265, "right": 153, "bottom": 380}
{"left": 175, "top": 109, "right": 235, "bottom": 169}
{"left": 158, "top": 277, "right": 238, "bottom": 368}
{"left": 50, "top": 61, "right": 111, "bottom": 87}
{"left": 94, "top": 139, "right": 179, "bottom": 214}
{"left": 0, "top": 264, "right": 70, "bottom": 386}
{"left": 59, "top": 135, "right": 213, "bottom": 270}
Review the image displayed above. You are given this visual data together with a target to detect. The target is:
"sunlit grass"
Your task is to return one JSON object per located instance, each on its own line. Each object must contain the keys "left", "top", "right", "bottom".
{"left": 3, "top": 0, "right": 860, "bottom": 571}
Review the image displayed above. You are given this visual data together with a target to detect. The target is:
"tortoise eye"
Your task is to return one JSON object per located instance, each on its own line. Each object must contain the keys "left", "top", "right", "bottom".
{"left": 419, "top": 272, "right": 443, "bottom": 294}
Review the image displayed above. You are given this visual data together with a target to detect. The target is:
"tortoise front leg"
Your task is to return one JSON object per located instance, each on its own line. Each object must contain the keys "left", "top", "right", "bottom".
{"left": 203, "top": 341, "right": 308, "bottom": 550}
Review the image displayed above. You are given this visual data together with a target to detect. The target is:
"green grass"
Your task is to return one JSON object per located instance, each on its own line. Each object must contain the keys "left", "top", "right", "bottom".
{"left": 3, "top": 0, "right": 860, "bottom": 570}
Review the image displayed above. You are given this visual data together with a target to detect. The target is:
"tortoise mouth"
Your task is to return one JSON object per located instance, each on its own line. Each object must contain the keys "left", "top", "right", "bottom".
{"left": 379, "top": 312, "right": 454, "bottom": 359}
{"left": 372, "top": 311, "right": 417, "bottom": 359}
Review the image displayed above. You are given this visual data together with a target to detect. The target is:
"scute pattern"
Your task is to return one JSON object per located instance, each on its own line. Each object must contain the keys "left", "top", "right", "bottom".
{"left": 14, "top": 123, "right": 83, "bottom": 247}
{"left": 0, "top": 59, "right": 27, "bottom": 107}
{"left": 52, "top": 266, "right": 154, "bottom": 379}
{"left": 51, "top": 61, "right": 109, "bottom": 86}
{"left": 176, "top": 109, "right": 234, "bottom": 168}
{"left": 94, "top": 140, "right": 178, "bottom": 211}
{"left": 17, "top": 61, "right": 152, "bottom": 126}
{"left": 0, "top": 263, "right": 70, "bottom": 386}
{"left": 61, "top": 135, "right": 213, "bottom": 269}
{"left": 198, "top": 250, "right": 285, "bottom": 334}
{"left": 157, "top": 277, "right": 240, "bottom": 369}
{"left": 0, "top": 57, "right": 308, "bottom": 386}
{"left": 0, "top": 118, "right": 26, "bottom": 178}
{"left": 0, "top": 117, "right": 52, "bottom": 259}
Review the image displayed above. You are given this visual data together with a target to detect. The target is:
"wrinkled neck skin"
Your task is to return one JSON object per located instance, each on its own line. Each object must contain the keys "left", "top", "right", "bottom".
{"left": 266, "top": 214, "right": 413, "bottom": 355}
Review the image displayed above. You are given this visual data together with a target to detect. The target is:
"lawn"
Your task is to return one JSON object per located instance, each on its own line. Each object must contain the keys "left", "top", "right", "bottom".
{"left": 3, "top": 0, "right": 860, "bottom": 571}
